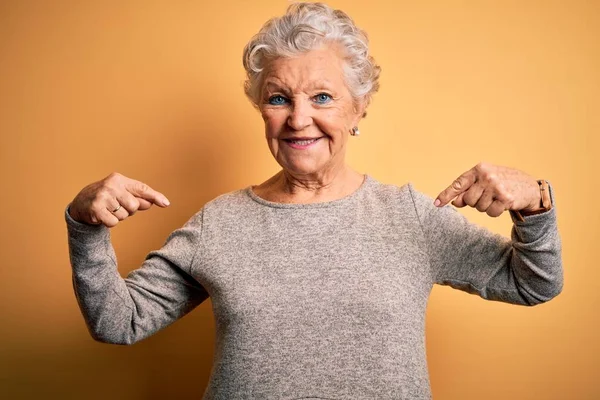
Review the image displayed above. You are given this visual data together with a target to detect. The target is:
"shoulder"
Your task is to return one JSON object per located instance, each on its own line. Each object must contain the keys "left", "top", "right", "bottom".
{"left": 361, "top": 177, "right": 432, "bottom": 220}
{"left": 195, "top": 187, "right": 254, "bottom": 226}
{"left": 169, "top": 188, "right": 248, "bottom": 231}
{"left": 366, "top": 178, "right": 443, "bottom": 223}
{"left": 204, "top": 188, "right": 249, "bottom": 210}
{"left": 366, "top": 177, "right": 426, "bottom": 205}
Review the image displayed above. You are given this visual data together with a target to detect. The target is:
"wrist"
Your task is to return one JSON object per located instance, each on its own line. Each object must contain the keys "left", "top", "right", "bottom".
{"left": 518, "top": 206, "right": 545, "bottom": 215}
{"left": 513, "top": 180, "right": 553, "bottom": 221}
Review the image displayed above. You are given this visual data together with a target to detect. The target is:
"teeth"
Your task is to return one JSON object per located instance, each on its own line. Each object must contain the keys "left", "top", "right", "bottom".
{"left": 290, "top": 138, "right": 318, "bottom": 145}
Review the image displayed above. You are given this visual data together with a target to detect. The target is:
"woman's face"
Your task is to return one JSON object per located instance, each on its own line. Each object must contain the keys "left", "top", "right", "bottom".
{"left": 259, "top": 45, "right": 364, "bottom": 179}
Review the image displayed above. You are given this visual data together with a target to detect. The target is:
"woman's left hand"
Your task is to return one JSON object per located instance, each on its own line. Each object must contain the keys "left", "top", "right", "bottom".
{"left": 434, "top": 162, "right": 542, "bottom": 217}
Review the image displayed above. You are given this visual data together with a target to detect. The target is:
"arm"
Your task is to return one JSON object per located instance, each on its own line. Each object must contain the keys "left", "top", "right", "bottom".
{"left": 408, "top": 182, "right": 563, "bottom": 306}
{"left": 66, "top": 205, "right": 209, "bottom": 345}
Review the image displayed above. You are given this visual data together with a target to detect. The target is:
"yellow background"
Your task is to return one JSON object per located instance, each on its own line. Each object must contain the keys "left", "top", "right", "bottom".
{"left": 1, "top": 1, "right": 598, "bottom": 399}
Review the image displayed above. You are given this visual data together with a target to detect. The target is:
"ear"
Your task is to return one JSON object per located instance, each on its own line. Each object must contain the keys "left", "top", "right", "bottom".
{"left": 352, "top": 97, "right": 368, "bottom": 125}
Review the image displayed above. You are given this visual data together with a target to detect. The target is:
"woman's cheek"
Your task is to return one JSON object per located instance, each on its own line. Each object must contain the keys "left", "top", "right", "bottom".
{"left": 318, "top": 113, "right": 345, "bottom": 139}
{"left": 262, "top": 110, "right": 285, "bottom": 138}
{"left": 266, "top": 119, "right": 281, "bottom": 139}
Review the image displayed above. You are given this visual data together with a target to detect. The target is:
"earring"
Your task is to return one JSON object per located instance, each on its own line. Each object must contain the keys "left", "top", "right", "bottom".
{"left": 350, "top": 126, "right": 360, "bottom": 136}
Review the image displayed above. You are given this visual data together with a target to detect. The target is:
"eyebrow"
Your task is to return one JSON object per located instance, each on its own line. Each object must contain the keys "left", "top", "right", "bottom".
{"left": 262, "top": 80, "right": 335, "bottom": 97}
{"left": 263, "top": 82, "right": 291, "bottom": 97}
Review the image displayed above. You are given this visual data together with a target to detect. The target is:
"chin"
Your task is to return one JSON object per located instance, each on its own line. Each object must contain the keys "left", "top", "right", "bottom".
{"left": 281, "top": 162, "right": 325, "bottom": 177}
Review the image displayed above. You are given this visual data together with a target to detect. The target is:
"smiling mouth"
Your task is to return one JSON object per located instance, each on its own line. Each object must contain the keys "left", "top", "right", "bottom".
{"left": 283, "top": 137, "right": 324, "bottom": 145}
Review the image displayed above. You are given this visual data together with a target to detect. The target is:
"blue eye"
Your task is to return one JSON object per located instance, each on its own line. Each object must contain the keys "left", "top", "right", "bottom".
{"left": 268, "top": 95, "right": 288, "bottom": 105}
{"left": 314, "top": 93, "right": 332, "bottom": 104}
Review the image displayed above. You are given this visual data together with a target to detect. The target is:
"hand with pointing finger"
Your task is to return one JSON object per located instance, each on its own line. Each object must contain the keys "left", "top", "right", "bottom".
{"left": 68, "top": 172, "right": 170, "bottom": 228}
{"left": 434, "top": 162, "right": 543, "bottom": 218}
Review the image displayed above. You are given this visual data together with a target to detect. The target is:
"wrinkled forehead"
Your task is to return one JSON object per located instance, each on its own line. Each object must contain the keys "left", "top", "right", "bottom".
{"left": 260, "top": 47, "right": 348, "bottom": 95}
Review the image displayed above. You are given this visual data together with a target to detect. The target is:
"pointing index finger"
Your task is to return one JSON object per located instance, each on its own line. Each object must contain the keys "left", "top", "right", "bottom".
{"left": 434, "top": 169, "right": 477, "bottom": 207}
{"left": 124, "top": 178, "right": 170, "bottom": 207}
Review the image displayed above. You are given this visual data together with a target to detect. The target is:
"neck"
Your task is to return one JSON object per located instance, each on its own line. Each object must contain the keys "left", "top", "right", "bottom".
{"left": 254, "top": 166, "right": 365, "bottom": 204}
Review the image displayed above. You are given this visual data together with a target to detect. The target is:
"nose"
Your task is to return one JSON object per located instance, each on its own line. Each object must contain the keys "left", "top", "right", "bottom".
{"left": 287, "top": 98, "right": 313, "bottom": 131}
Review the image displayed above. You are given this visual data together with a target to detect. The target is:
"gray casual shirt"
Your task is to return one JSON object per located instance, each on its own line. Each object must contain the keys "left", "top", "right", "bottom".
{"left": 65, "top": 175, "right": 563, "bottom": 399}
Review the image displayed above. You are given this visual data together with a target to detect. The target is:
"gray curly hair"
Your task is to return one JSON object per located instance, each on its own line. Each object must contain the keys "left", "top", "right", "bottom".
{"left": 242, "top": 2, "right": 381, "bottom": 116}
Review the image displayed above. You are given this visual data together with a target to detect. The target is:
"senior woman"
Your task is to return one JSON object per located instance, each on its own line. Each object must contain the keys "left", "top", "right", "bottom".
{"left": 65, "top": 3, "right": 563, "bottom": 399}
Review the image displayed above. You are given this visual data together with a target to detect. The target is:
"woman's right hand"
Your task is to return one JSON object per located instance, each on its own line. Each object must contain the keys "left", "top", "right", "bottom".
{"left": 68, "top": 172, "right": 170, "bottom": 228}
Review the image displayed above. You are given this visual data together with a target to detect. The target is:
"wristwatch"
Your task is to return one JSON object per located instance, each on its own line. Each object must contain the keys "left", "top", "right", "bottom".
{"left": 512, "top": 179, "right": 553, "bottom": 222}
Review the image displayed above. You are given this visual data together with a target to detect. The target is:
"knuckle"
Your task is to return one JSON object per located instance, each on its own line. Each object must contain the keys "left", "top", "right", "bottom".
{"left": 136, "top": 182, "right": 150, "bottom": 194}
{"left": 90, "top": 200, "right": 104, "bottom": 212}
{"left": 104, "top": 186, "right": 117, "bottom": 197}
{"left": 479, "top": 168, "right": 494, "bottom": 181}
{"left": 129, "top": 198, "right": 140, "bottom": 212}
{"left": 476, "top": 161, "right": 491, "bottom": 170}
{"left": 451, "top": 179, "right": 463, "bottom": 190}
{"left": 104, "top": 174, "right": 118, "bottom": 185}
{"left": 125, "top": 201, "right": 139, "bottom": 215}
{"left": 95, "top": 183, "right": 112, "bottom": 197}
{"left": 95, "top": 191, "right": 112, "bottom": 205}
{"left": 465, "top": 196, "right": 477, "bottom": 207}
{"left": 495, "top": 187, "right": 511, "bottom": 203}
{"left": 105, "top": 172, "right": 126, "bottom": 188}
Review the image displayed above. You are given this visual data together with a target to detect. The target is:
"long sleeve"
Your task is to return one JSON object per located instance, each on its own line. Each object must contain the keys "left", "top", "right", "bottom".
{"left": 408, "top": 182, "right": 563, "bottom": 306}
{"left": 65, "top": 205, "right": 210, "bottom": 345}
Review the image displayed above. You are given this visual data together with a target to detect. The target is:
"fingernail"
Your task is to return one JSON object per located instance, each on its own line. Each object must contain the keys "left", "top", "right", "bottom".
{"left": 434, "top": 199, "right": 441, "bottom": 207}
{"left": 163, "top": 198, "right": 170, "bottom": 206}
